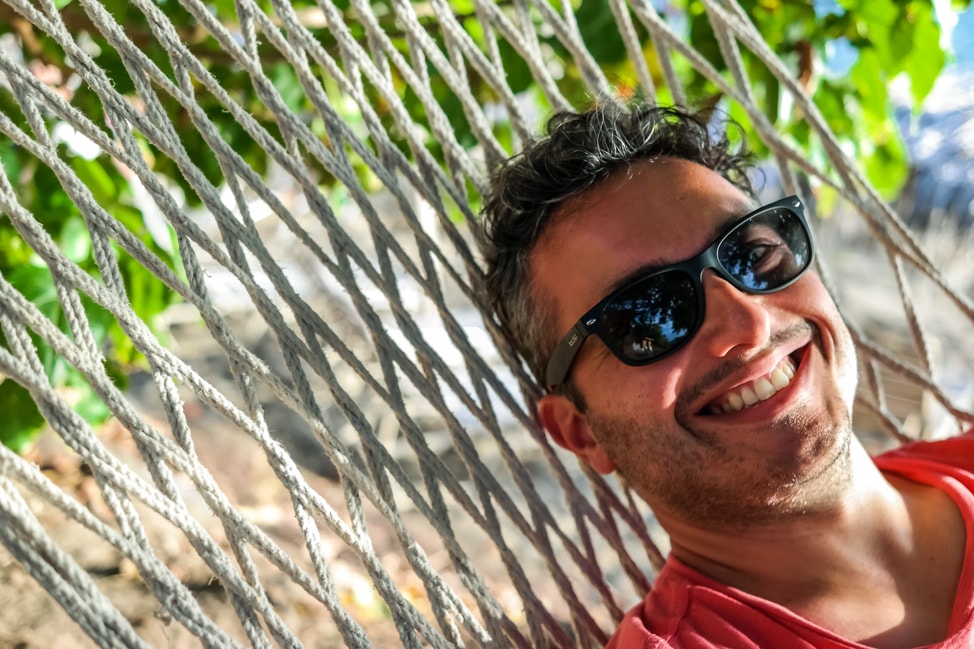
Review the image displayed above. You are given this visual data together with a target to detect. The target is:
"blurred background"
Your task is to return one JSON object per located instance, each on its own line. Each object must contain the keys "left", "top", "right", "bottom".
{"left": 1, "top": 1, "right": 974, "bottom": 646}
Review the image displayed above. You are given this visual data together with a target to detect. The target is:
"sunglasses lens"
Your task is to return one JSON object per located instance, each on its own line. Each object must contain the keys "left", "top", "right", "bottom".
{"left": 601, "top": 271, "right": 699, "bottom": 363}
{"left": 596, "top": 206, "right": 809, "bottom": 366}
{"left": 544, "top": 198, "right": 813, "bottom": 389}
{"left": 718, "top": 207, "right": 810, "bottom": 290}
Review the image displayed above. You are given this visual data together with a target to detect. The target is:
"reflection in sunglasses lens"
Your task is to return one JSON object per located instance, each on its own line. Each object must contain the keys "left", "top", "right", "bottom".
{"left": 544, "top": 199, "right": 812, "bottom": 390}
{"left": 603, "top": 272, "right": 698, "bottom": 362}
{"left": 603, "top": 209, "right": 808, "bottom": 364}
{"left": 720, "top": 209, "right": 809, "bottom": 290}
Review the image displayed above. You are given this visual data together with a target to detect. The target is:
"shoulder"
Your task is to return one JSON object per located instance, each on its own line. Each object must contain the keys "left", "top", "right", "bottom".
{"left": 606, "top": 561, "right": 692, "bottom": 649}
{"left": 605, "top": 558, "right": 862, "bottom": 648}
{"left": 605, "top": 559, "right": 801, "bottom": 649}
{"left": 876, "top": 428, "right": 974, "bottom": 473}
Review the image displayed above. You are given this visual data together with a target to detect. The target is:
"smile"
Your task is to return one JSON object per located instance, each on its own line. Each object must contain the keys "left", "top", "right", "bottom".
{"left": 707, "top": 356, "right": 797, "bottom": 414}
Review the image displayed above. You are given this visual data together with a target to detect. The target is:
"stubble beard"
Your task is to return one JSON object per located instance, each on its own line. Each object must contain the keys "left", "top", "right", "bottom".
{"left": 590, "top": 400, "right": 855, "bottom": 532}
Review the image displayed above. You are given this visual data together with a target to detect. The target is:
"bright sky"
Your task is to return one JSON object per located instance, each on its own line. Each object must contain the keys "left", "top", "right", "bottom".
{"left": 953, "top": 5, "right": 974, "bottom": 64}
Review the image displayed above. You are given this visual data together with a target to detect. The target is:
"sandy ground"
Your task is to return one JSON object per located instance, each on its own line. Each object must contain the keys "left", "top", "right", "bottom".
{"left": 0, "top": 418, "right": 417, "bottom": 649}
{"left": 0, "top": 378, "right": 564, "bottom": 649}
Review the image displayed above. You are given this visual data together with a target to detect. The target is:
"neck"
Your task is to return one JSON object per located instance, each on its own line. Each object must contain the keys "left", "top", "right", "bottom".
{"left": 658, "top": 438, "right": 966, "bottom": 647}
{"left": 662, "top": 439, "right": 903, "bottom": 595}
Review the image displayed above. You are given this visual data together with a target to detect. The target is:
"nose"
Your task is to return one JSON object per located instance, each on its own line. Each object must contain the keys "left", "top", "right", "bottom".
{"left": 695, "top": 270, "right": 773, "bottom": 359}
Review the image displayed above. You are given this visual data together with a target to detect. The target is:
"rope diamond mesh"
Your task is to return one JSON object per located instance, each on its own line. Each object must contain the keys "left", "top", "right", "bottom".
{"left": 0, "top": 0, "right": 972, "bottom": 646}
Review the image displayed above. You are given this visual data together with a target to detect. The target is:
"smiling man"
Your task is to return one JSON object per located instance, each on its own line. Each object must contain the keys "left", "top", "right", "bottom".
{"left": 481, "top": 103, "right": 974, "bottom": 648}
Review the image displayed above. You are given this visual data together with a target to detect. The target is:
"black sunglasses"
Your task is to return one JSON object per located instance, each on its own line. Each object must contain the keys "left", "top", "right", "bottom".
{"left": 544, "top": 195, "right": 814, "bottom": 391}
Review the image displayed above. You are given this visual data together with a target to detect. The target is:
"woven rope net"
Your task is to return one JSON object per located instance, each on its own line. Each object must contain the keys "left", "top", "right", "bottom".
{"left": 1, "top": 0, "right": 972, "bottom": 646}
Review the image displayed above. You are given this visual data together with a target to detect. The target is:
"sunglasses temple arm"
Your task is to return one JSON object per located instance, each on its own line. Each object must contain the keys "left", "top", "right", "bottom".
{"left": 545, "top": 320, "right": 591, "bottom": 391}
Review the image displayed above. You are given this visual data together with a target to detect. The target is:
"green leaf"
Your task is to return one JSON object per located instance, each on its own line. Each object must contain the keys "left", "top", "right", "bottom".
{"left": 576, "top": 0, "right": 628, "bottom": 64}
{"left": 71, "top": 157, "right": 117, "bottom": 205}
{"left": 813, "top": 80, "right": 856, "bottom": 141}
{"left": 863, "top": 138, "right": 908, "bottom": 198}
{"left": 32, "top": 165, "right": 77, "bottom": 226}
{"left": 0, "top": 381, "right": 46, "bottom": 452}
{"left": 433, "top": 78, "right": 476, "bottom": 149}
{"left": 497, "top": 40, "right": 535, "bottom": 94}
{"left": 75, "top": 393, "right": 110, "bottom": 424}
{"left": 92, "top": 48, "right": 136, "bottom": 97}
{"left": 687, "top": 3, "right": 724, "bottom": 71}
{"left": 904, "top": 3, "right": 946, "bottom": 104}
{"left": 9, "top": 265, "right": 60, "bottom": 317}
{"left": 850, "top": 48, "right": 888, "bottom": 120}
{"left": 67, "top": 380, "right": 111, "bottom": 425}
{"left": 856, "top": 0, "right": 899, "bottom": 27}
{"left": 0, "top": 139, "right": 22, "bottom": 183}
{"left": 268, "top": 63, "right": 307, "bottom": 115}
{"left": 59, "top": 216, "right": 92, "bottom": 264}
{"left": 0, "top": 222, "right": 33, "bottom": 268}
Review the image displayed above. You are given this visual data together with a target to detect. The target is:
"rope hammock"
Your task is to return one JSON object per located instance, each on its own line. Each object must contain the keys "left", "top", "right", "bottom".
{"left": 1, "top": 0, "right": 972, "bottom": 646}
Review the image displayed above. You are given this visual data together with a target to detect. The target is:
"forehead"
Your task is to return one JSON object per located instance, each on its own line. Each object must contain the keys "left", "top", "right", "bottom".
{"left": 530, "top": 158, "right": 754, "bottom": 331}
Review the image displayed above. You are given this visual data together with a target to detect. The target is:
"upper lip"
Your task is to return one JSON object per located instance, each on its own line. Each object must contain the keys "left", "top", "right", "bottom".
{"left": 688, "top": 341, "right": 809, "bottom": 416}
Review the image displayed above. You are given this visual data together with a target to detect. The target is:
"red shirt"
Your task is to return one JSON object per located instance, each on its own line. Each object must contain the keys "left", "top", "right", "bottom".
{"left": 607, "top": 432, "right": 974, "bottom": 648}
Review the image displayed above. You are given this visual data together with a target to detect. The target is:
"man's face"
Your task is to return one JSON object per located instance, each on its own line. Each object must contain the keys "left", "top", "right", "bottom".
{"left": 531, "top": 158, "right": 858, "bottom": 530}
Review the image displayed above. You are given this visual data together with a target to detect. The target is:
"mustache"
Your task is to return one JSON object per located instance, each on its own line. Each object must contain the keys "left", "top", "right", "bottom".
{"left": 677, "top": 321, "right": 815, "bottom": 418}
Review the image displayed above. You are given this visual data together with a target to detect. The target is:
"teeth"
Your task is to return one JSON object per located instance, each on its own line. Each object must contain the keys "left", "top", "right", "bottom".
{"left": 727, "top": 393, "right": 745, "bottom": 412}
{"left": 754, "top": 377, "right": 775, "bottom": 400}
{"left": 712, "top": 356, "right": 796, "bottom": 414}
{"left": 769, "top": 367, "right": 790, "bottom": 389}
{"left": 740, "top": 385, "right": 759, "bottom": 405}
{"left": 780, "top": 361, "right": 794, "bottom": 379}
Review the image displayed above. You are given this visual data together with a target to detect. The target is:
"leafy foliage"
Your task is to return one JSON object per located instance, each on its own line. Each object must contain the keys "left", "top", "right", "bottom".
{"left": 0, "top": 0, "right": 966, "bottom": 450}
{"left": 0, "top": 148, "right": 180, "bottom": 451}
{"left": 709, "top": 0, "right": 960, "bottom": 197}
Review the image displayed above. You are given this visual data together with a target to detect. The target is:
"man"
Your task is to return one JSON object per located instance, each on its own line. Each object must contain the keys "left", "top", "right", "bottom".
{"left": 480, "top": 103, "right": 973, "bottom": 648}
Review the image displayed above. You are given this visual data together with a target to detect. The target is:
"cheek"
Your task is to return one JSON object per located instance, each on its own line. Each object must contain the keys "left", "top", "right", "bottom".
{"left": 784, "top": 275, "right": 846, "bottom": 333}
{"left": 651, "top": 370, "right": 683, "bottom": 409}
{"left": 798, "top": 272, "right": 838, "bottom": 309}
{"left": 830, "top": 312, "right": 858, "bottom": 406}
{"left": 584, "top": 362, "right": 684, "bottom": 414}
{"left": 802, "top": 276, "right": 853, "bottom": 344}
{"left": 794, "top": 275, "right": 859, "bottom": 404}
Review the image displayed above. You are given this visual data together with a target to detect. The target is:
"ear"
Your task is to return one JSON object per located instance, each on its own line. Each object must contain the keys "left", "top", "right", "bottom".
{"left": 537, "top": 394, "right": 616, "bottom": 474}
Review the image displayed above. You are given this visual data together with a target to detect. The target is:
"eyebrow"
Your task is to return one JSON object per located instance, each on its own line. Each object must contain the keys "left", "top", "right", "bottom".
{"left": 599, "top": 209, "right": 749, "bottom": 297}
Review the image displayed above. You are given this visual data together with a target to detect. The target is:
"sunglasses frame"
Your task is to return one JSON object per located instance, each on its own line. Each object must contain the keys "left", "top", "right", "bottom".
{"left": 544, "top": 195, "right": 814, "bottom": 391}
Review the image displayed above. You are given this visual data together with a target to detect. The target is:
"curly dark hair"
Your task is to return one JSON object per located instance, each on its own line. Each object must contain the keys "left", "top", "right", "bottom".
{"left": 480, "top": 102, "right": 757, "bottom": 394}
